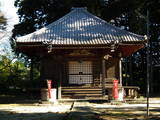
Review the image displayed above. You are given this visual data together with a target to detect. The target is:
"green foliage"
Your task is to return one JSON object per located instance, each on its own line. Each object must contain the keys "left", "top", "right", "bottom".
{"left": 0, "top": 54, "right": 40, "bottom": 93}
{"left": 0, "top": 55, "right": 26, "bottom": 90}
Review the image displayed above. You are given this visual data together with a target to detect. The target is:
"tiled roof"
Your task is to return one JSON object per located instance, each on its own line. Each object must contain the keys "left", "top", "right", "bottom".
{"left": 16, "top": 8, "right": 145, "bottom": 45}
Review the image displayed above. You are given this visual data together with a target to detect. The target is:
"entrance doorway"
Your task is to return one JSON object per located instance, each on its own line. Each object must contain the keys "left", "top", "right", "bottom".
{"left": 68, "top": 61, "right": 93, "bottom": 84}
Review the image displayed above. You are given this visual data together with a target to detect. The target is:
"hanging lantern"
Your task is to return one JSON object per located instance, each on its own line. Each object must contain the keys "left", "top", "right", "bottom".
{"left": 47, "top": 44, "right": 52, "bottom": 53}
{"left": 110, "top": 44, "right": 116, "bottom": 52}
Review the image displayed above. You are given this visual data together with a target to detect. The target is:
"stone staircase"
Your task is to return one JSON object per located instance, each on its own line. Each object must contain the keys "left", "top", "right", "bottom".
{"left": 61, "top": 87, "right": 103, "bottom": 99}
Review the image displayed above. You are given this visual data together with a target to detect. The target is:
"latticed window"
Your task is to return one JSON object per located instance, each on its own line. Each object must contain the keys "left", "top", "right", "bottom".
{"left": 68, "top": 61, "right": 93, "bottom": 84}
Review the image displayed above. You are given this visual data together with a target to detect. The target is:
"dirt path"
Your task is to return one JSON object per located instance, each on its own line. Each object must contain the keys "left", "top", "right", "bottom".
{"left": 63, "top": 101, "right": 160, "bottom": 120}
{"left": 0, "top": 103, "right": 71, "bottom": 120}
{"left": 0, "top": 98, "right": 160, "bottom": 120}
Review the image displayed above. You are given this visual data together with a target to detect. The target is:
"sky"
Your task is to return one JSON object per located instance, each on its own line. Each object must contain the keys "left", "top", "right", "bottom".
{"left": 0, "top": 0, "right": 19, "bottom": 30}
{"left": 0, "top": 0, "right": 19, "bottom": 55}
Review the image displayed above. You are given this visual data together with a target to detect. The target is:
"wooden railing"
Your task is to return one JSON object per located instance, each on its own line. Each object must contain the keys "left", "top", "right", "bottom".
{"left": 123, "top": 86, "right": 140, "bottom": 98}
{"left": 93, "top": 78, "right": 140, "bottom": 99}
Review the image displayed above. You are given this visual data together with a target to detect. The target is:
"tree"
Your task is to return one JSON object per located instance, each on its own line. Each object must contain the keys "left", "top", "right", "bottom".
{"left": 0, "top": 0, "right": 7, "bottom": 30}
{"left": 12, "top": 0, "right": 160, "bottom": 94}
{"left": 0, "top": 11, "right": 7, "bottom": 40}
{"left": 0, "top": 54, "right": 28, "bottom": 92}
{"left": 12, "top": 0, "right": 103, "bottom": 39}
{"left": 0, "top": 12, "right": 6, "bottom": 29}
{"left": 12, "top": 0, "right": 153, "bottom": 41}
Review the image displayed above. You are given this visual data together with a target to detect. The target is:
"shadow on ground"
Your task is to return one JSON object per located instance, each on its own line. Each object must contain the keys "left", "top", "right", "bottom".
{"left": 93, "top": 107, "right": 160, "bottom": 120}
{"left": 0, "top": 108, "right": 103, "bottom": 120}
{"left": 72, "top": 101, "right": 160, "bottom": 120}
{"left": 0, "top": 94, "right": 160, "bottom": 120}
{"left": 0, "top": 94, "right": 40, "bottom": 104}
{"left": 0, "top": 110, "right": 66, "bottom": 120}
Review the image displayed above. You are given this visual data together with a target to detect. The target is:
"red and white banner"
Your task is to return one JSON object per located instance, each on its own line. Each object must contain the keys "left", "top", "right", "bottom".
{"left": 47, "top": 80, "right": 52, "bottom": 99}
{"left": 113, "top": 80, "right": 119, "bottom": 99}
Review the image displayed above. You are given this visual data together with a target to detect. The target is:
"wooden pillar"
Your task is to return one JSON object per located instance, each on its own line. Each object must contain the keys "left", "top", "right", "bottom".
{"left": 58, "top": 57, "right": 62, "bottom": 99}
{"left": 102, "top": 59, "right": 106, "bottom": 97}
{"left": 129, "top": 56, "right": 133, "bottom": 85}
{"left": 39, "top": 55, "right": 46, "bottom": 87}
{"left": 150, "top": 42, "right": 153, "bottom": 93}
{"left": 119, "top": 58, "right": 122, "bottom": 86}
{"left": 125, "top": 58, "right": 128, "bottom": 86}
{"left": 30, "top": 57, "right": 33, "bottom": 87}
{"left": 58, "top": 69, "right": 62, "bottom": 99}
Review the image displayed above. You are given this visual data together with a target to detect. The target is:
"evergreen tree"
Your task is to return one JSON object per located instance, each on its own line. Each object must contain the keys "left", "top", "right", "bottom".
{"left": 0, "top": 12, "right": 6, "bottom": 30}
{"left": 11, "top": 0, "right": 160, "bottom": 94}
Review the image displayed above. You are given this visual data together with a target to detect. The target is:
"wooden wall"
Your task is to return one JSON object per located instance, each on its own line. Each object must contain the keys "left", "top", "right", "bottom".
{"left": 39, "top": 50, "right": 121, "bottom": 87}
{"left": 40, "top": 55, "right": 62, "bottom": 88}
{"left": 106, "top": 57, "right": 120, "bottom": 82}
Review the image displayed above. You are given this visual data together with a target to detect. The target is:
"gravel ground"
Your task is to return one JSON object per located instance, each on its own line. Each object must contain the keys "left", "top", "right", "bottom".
{"left": 0, "top": 98, "right": 160, "bottom": 120}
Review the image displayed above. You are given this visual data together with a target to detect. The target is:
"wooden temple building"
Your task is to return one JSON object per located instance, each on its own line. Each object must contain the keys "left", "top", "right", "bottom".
{"left": 16, "top": 8, "right": 146, "bottom": 100}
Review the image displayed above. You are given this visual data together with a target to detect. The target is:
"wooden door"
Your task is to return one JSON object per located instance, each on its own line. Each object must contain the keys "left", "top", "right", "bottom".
{"left": 68, "top": 61, "right": 93, "bottom": 84}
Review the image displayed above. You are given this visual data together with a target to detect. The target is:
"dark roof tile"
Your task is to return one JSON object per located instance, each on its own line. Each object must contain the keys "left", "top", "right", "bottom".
{"left": 16, "top": 8, "right": 145, "bottom": 45}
